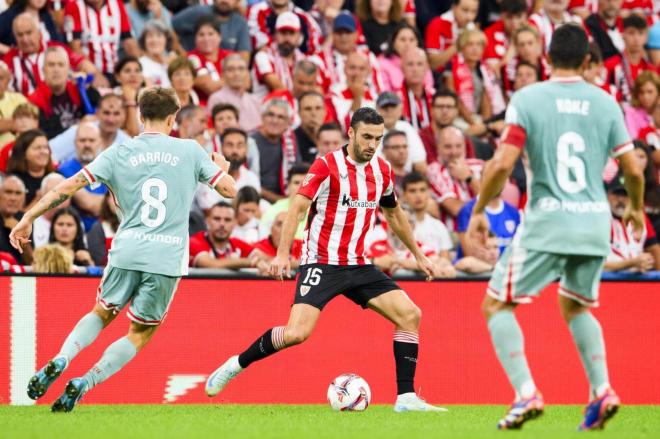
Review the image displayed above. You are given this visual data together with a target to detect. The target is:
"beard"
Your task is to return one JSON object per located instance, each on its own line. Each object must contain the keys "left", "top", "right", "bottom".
{"left": 277, "top": 43, "right": 295, "bottom": 57}
{"left": 229, "top": 157, "right": 246, "bottom": 172}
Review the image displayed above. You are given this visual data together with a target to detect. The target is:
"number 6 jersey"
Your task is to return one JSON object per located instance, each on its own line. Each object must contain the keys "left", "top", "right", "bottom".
{"left": 81, "top": 132, "right": 224, "bottom": 276}
{"left": 501, "top": 76, "right": 633, "bottom": 257}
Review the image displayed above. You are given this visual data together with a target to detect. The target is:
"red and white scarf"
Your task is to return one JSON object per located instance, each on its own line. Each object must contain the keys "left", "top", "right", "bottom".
{"left": 453, "top": 54, "right": 506, "bottom": 116}
{"left": 279, "top": 129, "right": 298, "bottom": 194}
{"left": 400, "top": 83, "right": 433, "bottom": 130}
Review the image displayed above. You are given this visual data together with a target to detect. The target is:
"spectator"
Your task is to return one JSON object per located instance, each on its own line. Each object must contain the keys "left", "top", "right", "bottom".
{"left": 260, "top": 163, "right": 309, "bottom": 239}
{"left": 356, "top": 0, "right": 405, "bottom": 55}
{"left": 308, "top": 0, "right": 354, "bottom": 40}
{"left": 31, "top": 243, "right": 74, "bottom": 273}
{"left": 483, "top": 0, "right": 528, "bottom": 72}
{"left": 231, "top": 186, "right": 262, "bottom": 243}
{"left": 6, "top": 128, "right": 54, "bottom": 208}
{"left": 501, "top": 24, "right": 551, "bottom": 100}
{"left": 57, "top": 122, "right": 106, "bottom": 231}
{"left": 315, "top": 122, "right": 344, "bottom": 158}
{"left": 208, "top": 103, "right": 260, "bottom": 175}
{"left": 0, "top": 103, "right": 39, "bottom": 172}
{"left": 32, "top": 173, "right": 69, "bottom": 248}
{"left": 623, "top": 71, "right": 660, "bottom": 140}
{"left": 187, "top": 15, "right": 232, "bottom": 105}
{"left": 28, "top": 46, "right": 98, "bottom": 139}
{"left": 377, "top": 22, "right": 433, "bottom": 93}
{"left": 512, "top": 60, "right": 540, "bottom": 91}
{"left": 63, "top": 0, "right": 140, "bottom": 78}
{"left": 446, "top": 29, "right": 505, "bottom": 127}
{"left": 420, "top": 90, "right": 462, "bottom": 163}
{"left": 172, "top": 0, "right": 251, "bottom": 57}
{"left": 177, "top": 104, "right": 209, "bottom": 148}
{"left": 113, "top": 56, "right": 143, "bottom": 136}
{"left": 246, "top": 0, "right": 321, "bottom": 55}
{"left": 291, "top": 59, "right": 323, "bottom": 100}
{"left": 195, "top": 127, "right": 261, "bottom": 211}
{"left": 401, "top": 172, "right": 453, "bottom": 257}
{"left": 376, "top": 91, "right": 427, "bottom": 174}
{"left": 529, "top": 0, "right": 584, "bottom": 53}
{"left": 0, "top": 0, "right": 63, "bottom": 52}
{"left": 0, "top": 175, "right": 32, "bottom": 264}
{"left": 424, "top": 0, "right": 479, "bottom": 71}
{"left": 207, "top": 54, "right": 261, "bottom": 133}
{"left": 456, "top": 193, "right": 520, "bottom": 267}
{"left": 604, "top": 176, "right": 660, "bottom": 271}
{"left": 250, "top": 210, "right": 303, "bottom": 275}
{"left": 330, "top": 51, "right": 376, "bottom": 132}
{"left": 168, "top": 56, "right": 200, "bottom": 107}
{"left": 4, "top": 13, "right": 103, "bottom": 95}
{"left": 295, "top": 91, "right": 326, "bottom": 163}
{"left": 648, "top": 21, "right": 660, "bottom": 66}
{"left": 606, "top": 14, "right": 655, "bottom": 104}
{"left": 139, "top": 19, "right": 177, "bottom": 88}
{"left": 86, "top": 192, "right": 119, "bottom": 266}
{"left": 312, "top": 11, "right": 383, "bottom": 95}
{"left": 0, "top": 61, "right": 27, "bottom": 147}
{"left": 48, "top": 94, "right": 131, "bottom": 163}
{"left": 126, "top": 0, "right": 174, "bottom": 41}
{"left": 48, "top": 207, "right": 95, "bottom": 267}
{"left": 381, "top": 130, "right": 408, "bottom": 193}
{"left": 399, "top": 47, "right": 436, "bottom": 130}
{"left": 251, "top": 98, "right": 299, "bottom": 203}
{"left": 633, "top": 141, "right": 660, "bottom": 236}
{"left": 252, "top": 11, "right": 308, "bottom": 100}
{"left": 188, "top": 201, "right": 255, "bottom": 269}
{"left": 585, "top": 0, "right": 625, "bottom": 61}
{"left": 427, "top": 126, "right": 483, "bottom": 231}
{"left": 582, "top": 42, "right": 616, "bottom": 96}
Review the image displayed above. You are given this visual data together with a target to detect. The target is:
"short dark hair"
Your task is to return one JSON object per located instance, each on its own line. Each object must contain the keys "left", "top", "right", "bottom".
{"left": 210, "top": 201, "right": 233, "bottom": 212}
{"left": 212, "top": 103, "right": 240, "bottom": 121}
{"left": 401, "top": 172, "right": 428, "bottom": 191}
{"left": 114, "top": 56, "right": 142, "bottom": 77}
{"left": 383, "top": 129, "right": 407, "bottom": 146}
{"left": 317, "top": 122, "right": 343, "bottom": 139}
{"left": 432, "top": 89, "right": 459, "bottom": 106}
{"left": 500, "top": 0, "right": 528, "bottom": 15}
{"left": 138, "top": 87, "right": 181, "bottom": 121}
{"left": 384, "top": 22, "right": 422, "bottom": 57}
{"left": 220, "top": 127, "right": 247, "bottom": 143}
{"left": 234, "top": 186, "right": 260, "bottom": 208}
{"left": 350, "top": 107, "right": 384, "bottom": 131}
{"left": 623, "top": 14, "right": 648, "bottom": 31}
{"left": 97, "top": 93, "right": 124, "bottom": 110}
{"left": 298, "top": 90, "right": 324, "bottom": 105}
{"left": 194, "top": 14, "right": 221, "bottom": 37}
{"left": 176, "top": 104, "right": 204, "bottom": 124}
{"left": 548, "top": 24, "right": 589, "bottom": 70}
{"left": 516, "top": 60, "right": 538, "bottom": 75}
{"left": 289, "top": 163, "right": 310, "bottom": 182}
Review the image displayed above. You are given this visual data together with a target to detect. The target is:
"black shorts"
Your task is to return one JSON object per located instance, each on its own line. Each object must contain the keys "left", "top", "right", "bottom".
{"left": 294, "top": 263, "right": 401, "bottom": 310}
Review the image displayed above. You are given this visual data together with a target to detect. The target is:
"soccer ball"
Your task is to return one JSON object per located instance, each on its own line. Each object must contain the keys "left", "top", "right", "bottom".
{"left": 327, "top": 373, "right": 371, "bottom": 411}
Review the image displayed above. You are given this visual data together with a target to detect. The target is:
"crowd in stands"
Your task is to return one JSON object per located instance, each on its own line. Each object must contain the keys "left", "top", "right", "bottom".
{"left": 0, "top": 0, "right": 659, "bottom": 276}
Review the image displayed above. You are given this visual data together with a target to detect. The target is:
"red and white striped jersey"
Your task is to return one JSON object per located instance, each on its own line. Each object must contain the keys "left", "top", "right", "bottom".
{"left": 63, "top": 0, "right": 132, "bottom": 74}
{"left": 251, "top": 45, "right": 307, "bottom": 101}
{"left": 298, "top": 147, "right": 397, "bottom": 266}
{"left": 329, "top": 85, "right": 377, "bottom": 133}
{"left": 607, "top": 216, "right": 646, "bottom": 263}
{"left": 246, "top": 1, "right": 322, "bottom": 55}
{"left": 529, "top": 10, "right": 585, "bottom": 53}
{"left": 187, "top": 48, "right": 232, "bottom": 104}
{"left": 425, "top": 11, "right": 476, "bottom": 55}
{"left": 309, "top": 46, "right": 383, "bottom": 95}
{"left": 3, "top": 42, "right": 84, "bottom": 96}
{"left": 427, "top": 158, "right": 484, "bottom": 231}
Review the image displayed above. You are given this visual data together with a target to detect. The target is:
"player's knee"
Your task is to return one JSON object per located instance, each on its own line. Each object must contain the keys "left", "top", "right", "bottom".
{"left": 284, "top": 327, "right": 311, "bottom": 346}
{"left": 398, "top": 304, "right": 421, "bottom": 331}
{"left": 127, "top": 323, "right": 158, "bottom": 350}
{"left": 558, "top": 295, "right": 588, "bottom": 323}
{"left": 92, "top": 304, "right": 117, "bottom": 328}
{"left": 481, "top": 295, "right": 513, "bottom": 319}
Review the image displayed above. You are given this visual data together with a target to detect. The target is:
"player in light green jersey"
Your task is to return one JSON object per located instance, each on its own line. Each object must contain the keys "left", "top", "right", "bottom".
{"left": 466, "top": 25, "right": 645, "bottom": 431}
{"left": 10, "top": 87, "right": 237, "bottom": 412}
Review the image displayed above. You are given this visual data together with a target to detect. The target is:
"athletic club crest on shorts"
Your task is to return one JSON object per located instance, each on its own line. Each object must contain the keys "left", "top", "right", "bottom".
{"left": 505, "top": 220, "right": 517, "bottom": 234}
{"left": 300, "top": 285, "right": 311, "bottom": 296}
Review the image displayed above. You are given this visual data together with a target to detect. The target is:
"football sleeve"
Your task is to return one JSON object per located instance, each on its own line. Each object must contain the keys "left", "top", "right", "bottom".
{"left": 608, "top": 100, "right": 633, "bottom": 158}
{"left": 501, "top": 94, "right": 528, "bottom": 150}
{"left": 297, "top": 157, "right": 331, "bottom": 200}
{"left": 63, "top": 1, "right": 83, "bottom": 42}
{"left": 193, "top": 142, "right": 225, "bottom": 187}
{"left": 82, "top": 146, "right": 116, "bottom": 189}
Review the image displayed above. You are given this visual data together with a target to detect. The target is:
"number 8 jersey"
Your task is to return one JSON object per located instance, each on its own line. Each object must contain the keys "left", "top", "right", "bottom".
{"left": 501, "top": 77, "right": 633, "bottom": 256}
{"left": 81, "top": 132, "right": 224, "bottom": 276}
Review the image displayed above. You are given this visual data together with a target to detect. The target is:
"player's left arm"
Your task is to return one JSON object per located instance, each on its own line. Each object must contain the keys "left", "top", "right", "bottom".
{"left": 381, "top": 204, "right": 433, "bottom": 280}
{"left": 9, "top": 172, "right": 89, "bottom": 252}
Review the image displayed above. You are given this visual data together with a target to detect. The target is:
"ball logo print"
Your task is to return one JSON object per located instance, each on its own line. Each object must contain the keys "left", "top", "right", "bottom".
{"left": 327, "top": 374, "right": 371, "bottom": 412}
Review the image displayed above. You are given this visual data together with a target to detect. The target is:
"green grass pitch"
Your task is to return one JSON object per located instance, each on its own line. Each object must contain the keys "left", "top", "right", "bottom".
{"left": 2, "top": 405, "right": 659, "bottom": 439}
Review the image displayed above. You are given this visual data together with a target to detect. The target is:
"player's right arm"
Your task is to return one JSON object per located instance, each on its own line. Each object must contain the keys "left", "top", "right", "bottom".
{"left": 9, "top": 172, "right": 89, "bottom": 252}
{"left": 210, "top": 152, "right": 237, "bottom": 198}
{"left": 268, "top": 193, "right": 312, "bottom": 280}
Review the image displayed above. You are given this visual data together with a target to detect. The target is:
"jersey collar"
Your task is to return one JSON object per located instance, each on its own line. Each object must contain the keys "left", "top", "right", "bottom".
{"left": 549, "top": 76, "right": 584, "bottom": 83}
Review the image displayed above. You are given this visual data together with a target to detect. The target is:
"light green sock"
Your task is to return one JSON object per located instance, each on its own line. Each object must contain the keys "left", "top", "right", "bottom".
{"left": 487, "top": 310, "right": 536, "bottom": 398}
{"left": 83, "top": 337, "right": 137, "bottom": 391}
{"left": 568, "top": 312, "right": 610, "bottom": 397}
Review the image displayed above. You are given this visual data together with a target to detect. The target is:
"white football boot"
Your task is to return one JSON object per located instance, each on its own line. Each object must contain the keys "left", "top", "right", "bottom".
{"left": 394, "top": 393, "right": 448, "bottom": 412}
{"left": 205, "top": 355, "right": 243, "bottom": 397}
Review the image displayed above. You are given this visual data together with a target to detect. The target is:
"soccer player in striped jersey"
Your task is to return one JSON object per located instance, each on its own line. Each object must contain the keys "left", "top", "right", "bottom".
{"left": 9, "top": 87, "right": 237, "bottom": 412}
{"left": 206, "top": 107, "right": 444, "bottom": 412}
{"left": 467, "top": 25, "right": 645, "bottom": 430}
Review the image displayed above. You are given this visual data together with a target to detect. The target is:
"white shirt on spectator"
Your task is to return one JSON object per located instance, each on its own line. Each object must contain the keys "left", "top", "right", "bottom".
{"left": 380, "top": 120, "right": 427, "bottom": 172}
{"left": 607, "top": 216, "right": 646, "bottom": 265}
{"left": 194, "top": 166, "right": 261, "bottom": 211}
{"left": 412, "top": 212, "right": 453, "bottom": 255}
{"left": 139, "top": 55, "right": 171, "bottom": 88}
{"left": 231, "top": 217, "right": 263, "bottom": 244}
{"left": 32, "top": 216, "right": 51, "bottom": 249}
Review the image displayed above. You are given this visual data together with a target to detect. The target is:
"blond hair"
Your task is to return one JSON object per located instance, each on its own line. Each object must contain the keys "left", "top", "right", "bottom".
{"left": 32, "top": 244, "right": 74, "bottom": 274}
{"left": 457, "top": 29, "right": 487, "bottom": 51}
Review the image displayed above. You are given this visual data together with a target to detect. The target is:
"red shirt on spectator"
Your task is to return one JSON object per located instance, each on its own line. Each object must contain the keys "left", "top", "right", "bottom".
{"left": 3, "top": 41, "right": 84, "bottom": 96}
{"left": 425, "top": 11, "right": 464, "bottom": 58}
{"left": 187, "top": 48, "right": 232, "bottom": 105}
{"left": 483, "top": 20, "right": 509, "bottom": 62}
{"left": 63, "top": 0, "right": 132, "bottom": 74}
{"left": 252, "top": 45, "right": 307, "bottom": 100}
{"left": 568, "top": 0, "right": 599, "bottom": 14}
{"left": 329, "top": 85, "right": 377, "bottom": 132}
{"left": 397, "top": 83, "right": 435, "bottom": 130}
{"left": 605, "top": 53, "right": 657, "bottom": 103}
{"left": 529, "top": 9, "right": 585, "bottom": 53}
{"left": 188, "top": 231, "right": 254, "bottom": 267}
{"left": 253, "top": 236, "right": 303, "bottom": 259}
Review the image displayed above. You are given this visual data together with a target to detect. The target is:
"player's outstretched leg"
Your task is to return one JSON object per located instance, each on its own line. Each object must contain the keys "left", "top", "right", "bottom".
{"left": 28, "top": 305, "right": 112, "bottom": 400}
{"left": 206, "top": 304, "right": 321, "bottom": 397}
{"left": 483, "top": 296, "right": 544, "bottom": 429}
{"left": 559, "top": 295, "right": 619, "bottom": 430}
{"left": 51, "top": 322, "right": 155, "bottom": 413}
{"left": 366, "top": 290, "right": 446, "bottom": 413}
